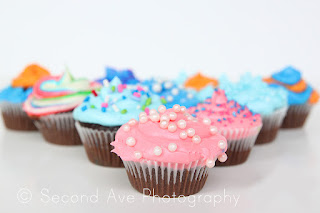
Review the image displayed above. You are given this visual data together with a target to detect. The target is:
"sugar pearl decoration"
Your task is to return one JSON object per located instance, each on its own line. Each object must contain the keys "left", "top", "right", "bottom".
{"left": 152, "top": 84, "right": 162, "bottom": 93}
{"left": 158, "top": 105, "right": 166, "bottom": 113}
{"left": 150, "top": 113, "right": 160, "bottom": 122}
{"left": 203, "top": 118, "right": 211, "bottom": 125}
{"left": 168, "top": 123, "right": 177, "bottom": 132}
{"left": 140, "top": 115, "right": 148, "bottom": 123}
{"left": 173, "top": 104, "right": 181, "bottom": 112}
{"left": 169, "top": 112, "right": 177, "bottom": 121}
{"left": 171, "top": 88, "right": 179, "bottom": 96}
{"left": 150, "top": 109, "right": 157, "bottom": 115}
{"left": 187, "top": 93, "right": 193, "bottom": 99}
{"left": 168, "top": 143, "right": 177, "bottom": 152}
{"left": 164, "top": 81, "right": 173, "bottom": 89}
{"left": 167, "top": 95, "right": 173, "bottom": 102}
{"left": 206, "top": 159, "right": 216, "bottom": 168}
{"left": 128, "top": 119, "right": 137, "bottom": 126}
{"left": 126, "top": 137, "right": 136, "bottom": 147}
{"left": 123, "top": 124, "right": 130, "bottom": 132}
{"left": 218, "top": 140, "right": 227, "bottom": 149}
{"left": 160, "top": 114, "right": 170, "bottom": 122}
{"left": 177, "top": 119, "right": 187, "bottom": 129}
{"left": 218, "top": 153, "right": 228, "bottom": 162}
{"left": 186, "top": 116, "right": 193, "bottom": 121}
{"left": 139, "top": 112, "right": 147, "bottom": 118}
{"left": 209, "top": 126, "right": 218, "bottom": 135}
{"left": 192, "top": 135, "right": 201, "bottom": 143}
{"left": 153, "top": 146, "right": 162, "bottom": 156}
{"left": 180, "top": 106, "right": 187, "bottom": 113}
{"left": 187, "top": 128, "right": 195, "bottom": 137}
{"left": 179, "top": 131, "right": 188, "bottom": 139}
{"left": 134, "top": 151, "right": 142, "bottom": 159}
{"left": 160, "top": 120, "right": 169, "bottom": 129}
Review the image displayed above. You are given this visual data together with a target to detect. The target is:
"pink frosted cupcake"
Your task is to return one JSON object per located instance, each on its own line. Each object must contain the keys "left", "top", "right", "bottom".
{"left": 111, "top": 104, "right": 228, "bottom": 197}
{"left": 188, "top": 89, "right": 262, "bottom": 166}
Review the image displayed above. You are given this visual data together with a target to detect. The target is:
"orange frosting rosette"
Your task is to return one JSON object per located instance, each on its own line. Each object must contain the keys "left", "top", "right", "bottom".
{"left": 184, "top": 73, "right": 218, "bottom": 91}
{"left": 11, "top": 64, "right": 50, "bottom": 88}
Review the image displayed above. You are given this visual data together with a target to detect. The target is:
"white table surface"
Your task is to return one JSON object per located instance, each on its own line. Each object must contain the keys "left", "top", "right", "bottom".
{"left": 0, "top": 106, "right": 319, "bottom": 213}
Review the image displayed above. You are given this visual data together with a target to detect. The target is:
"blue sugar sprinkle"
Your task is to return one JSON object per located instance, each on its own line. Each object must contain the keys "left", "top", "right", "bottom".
{"left": 243, "top": 114, "right": 247, "bottom": 118}
{"left": 216, "top": 104, "right": 221, "bottom": 107}
{"left": 195, "top": 109, "right": 199, "bottom": 112}
{"left": 232, "top": 111, "right": 237, "bottom": 117}
{"left": 122, "top": 96, "right": 126, "bottom": 100}
{"left": 253, "top": 119, "right": 256, "bottom": 122}
{"left": 83, "top": 96, "right": 90, "bottom": 102}
{"left": 223, "top": 117, "right": 227, "bottom": 121}
{"left": 192, "top": 114, "right": 196, "bottom": 117}
{"left": 217, "top": 118, "right": 221, "bottom": 122}
{"left": 201, "top": 107, "right": 206, "bottom": 111}
{"left": 101, "top": 107, "right": 106, "bottom": 112}
{"left": 81, "top": 106, "right": 87, "bottom": 111}
{"left": 237, "top": 109, "right": 241, "bottom": 114}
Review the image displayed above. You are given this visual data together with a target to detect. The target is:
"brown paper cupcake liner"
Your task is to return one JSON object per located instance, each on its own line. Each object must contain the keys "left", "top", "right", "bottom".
{"left": 0, "top": 102, "right": 37, "bottom": 131}
{"left": 281, "top": 104, "right": 312, "bottom": 128}
{"left": 123, "top": 160, "right": 208, "bottom": 197}
{"left": 34, "top": 112, "right": 82, "bottom": 145}
{"left": 255, "top": 107, "right": 287, "bottom": 145}
{"left": 75, "top": 121, "right": 123, "bottom": 167}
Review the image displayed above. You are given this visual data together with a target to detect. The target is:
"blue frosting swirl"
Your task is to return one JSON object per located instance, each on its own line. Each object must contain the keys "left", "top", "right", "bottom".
{"left": 96, "top": 67, "right": 140, "bottom": 85}
{"left": 271, "top": 66, "right": 301, "bottom": 85}
{"left": 219, "top": 73, "right": 288, "bottom": 116}
{"left": 73, "top": 77, "right": 162, "bottom": 126}
{"left": 0, "top": 86, "right": 33, "bottom": 104}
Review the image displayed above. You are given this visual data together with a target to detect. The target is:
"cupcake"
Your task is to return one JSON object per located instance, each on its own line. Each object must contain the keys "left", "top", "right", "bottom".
{"left": 264, "top": 66, "right": 319, "bottom": 128}
{"left": 219, "top": 73, "right": 288, "bottom": 144}
{"left": 96, "top": 67, "right": 140, "bottom": 85}
{"left": 188, "top": 89, "right": 262, "bottom": 166}
{"left": 23, "top": 71, "right": 99, "bottom": 145}
{"left": 111, "top": 105, "right": 228, "bottom": 197}
{"left": 73, "top": 77, "right": 162, "bottom": 167}
{"left": 184, "top": 72, "right": 218, "bottom": 91}
{"left": 0, "top": 64, "right": 50, "bottom": 131}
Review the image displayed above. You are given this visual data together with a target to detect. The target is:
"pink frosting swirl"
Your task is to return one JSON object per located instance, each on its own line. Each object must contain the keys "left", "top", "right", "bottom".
{"left": 111, "top": 105, "right": 228, "bottom": 168}
{"left": 188, "top": 89, "right": 262, "bottom": 139}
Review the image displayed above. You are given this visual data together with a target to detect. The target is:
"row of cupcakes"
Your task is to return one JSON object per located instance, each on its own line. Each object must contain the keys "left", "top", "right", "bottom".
{"left": 0, "top": 64, "right": 318, "bottom": 197}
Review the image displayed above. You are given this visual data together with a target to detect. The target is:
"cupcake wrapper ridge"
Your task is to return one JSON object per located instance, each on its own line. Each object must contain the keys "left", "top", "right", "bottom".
{"left": 281, "top": 104, "right": 312, "bottom": 128}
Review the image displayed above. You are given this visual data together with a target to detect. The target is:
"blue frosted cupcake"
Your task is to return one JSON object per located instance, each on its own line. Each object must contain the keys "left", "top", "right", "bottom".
{"left": 96, "top": 67, "right": 140, "bottom": 85}
{"left": 219, "top": 73, "right": 288, "bottom": 144}
{"left": 265, "top": 66, "right": 319, "bottom": 128}
{"left": 73, "top": 77, "right": 162, "bottom": 167}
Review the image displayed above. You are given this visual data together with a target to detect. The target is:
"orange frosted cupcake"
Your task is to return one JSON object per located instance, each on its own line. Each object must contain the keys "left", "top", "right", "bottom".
{"left": 184, "top": 73, "right": 218, "bottom": 91}
{"left": 0, "top": 64, "right": 50, "bottom": 131}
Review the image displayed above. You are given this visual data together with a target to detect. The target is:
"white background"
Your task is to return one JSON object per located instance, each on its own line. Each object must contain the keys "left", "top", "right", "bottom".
{"left": 0, "top": 0, "right": 319, "bottom": 212}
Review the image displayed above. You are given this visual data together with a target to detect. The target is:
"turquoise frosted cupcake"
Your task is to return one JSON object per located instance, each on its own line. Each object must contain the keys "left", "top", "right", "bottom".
{"left": 219, "top": 73, "right": 288, "bottom": 144}
{"left": 73, "top": 77, "right": 162, "bottom": 167}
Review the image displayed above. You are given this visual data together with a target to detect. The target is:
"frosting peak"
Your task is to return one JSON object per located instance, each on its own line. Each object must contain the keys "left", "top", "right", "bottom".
{"left": 11, "top": 64, "right": 50, "bottom": 88}
{"left": 184, "top": 73, "right": 218, "bottom": 91}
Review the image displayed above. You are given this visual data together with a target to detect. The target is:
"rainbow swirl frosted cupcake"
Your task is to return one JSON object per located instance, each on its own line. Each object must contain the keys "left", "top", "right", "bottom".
{"left": 188, "top": 89, "right": 262, "bottom": 166}
{"left": 73, "top": 77, "right": 162, "bottom": 167}
{"left": 0, "top": 64, "right": 50, "bottom": 131}
{"left": 265, "top": 66, "right": 319, "bottom": 128}
{"left": 111, "top": 104, "right": 228, "bottom": 197}
{"left": 23, "top": 71, "right": 99, "bottom": 145}
{"left": 219, "top": 74, "right": 288, "bottom": 144}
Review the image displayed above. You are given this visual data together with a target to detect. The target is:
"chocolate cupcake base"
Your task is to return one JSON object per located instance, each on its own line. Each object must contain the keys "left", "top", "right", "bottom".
{"left": 1, "top": 102, "right": 37, "bottom": 131}
{"left": 255, "top": 107, "right": 287, "bottom": 145}
{"left": 34, "top": 112, "right": 82, "bottom": 145}
{"left": 75, "top": 121, "right": 123, "bottom": 167}
{"left": 216, "top": 149, "right": 251, "bottom": 166}
{"left": 281, "top": 104, "right": 312, "bottom": 128}
{"left": 123, "top": 161, "right": 208, "bottom": 197}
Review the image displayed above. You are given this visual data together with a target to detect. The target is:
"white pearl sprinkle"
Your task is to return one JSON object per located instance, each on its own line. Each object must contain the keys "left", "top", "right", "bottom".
{"left": 192, "top": 135, "right": 201, "bottom": 143}
{"left": 177, "top": 119, "right": 187, "bottom": 129}
{"left": 164, "top": 81, "right": 173, "bottom": 89}
{"left": 134, "top": 151, "right": 142, "bottom": 159}
{"left": 153, "top": 146, "right": 162, "bottom": 156}
{"left": 209, "top": 126, "right": 218, "bottom": 135}
{"left": 103, "top": 79, "right": 109, "bottom": 87}
{"left": 180, "top": 106, "right": 187, "bottom": 113}
{"left": 152, "top": 84, "right": 162, "bottom": 93}
{"left": 179, "top": 131, "right": 188, "bottom": 139}
{"left": 206, "top": 159, "right": 216, "bottom": 168}
{"left": 126, "top": 137, "right": 136, "bottom": 147}
{"left": 128, "top": 119, "right": 137, "bottom": 126}
{"left": 168, "top": 123, "right": 177, "bottom": 132}
{"left": 140, "top": 115, "right": 148, "bottom": 123}
{"left": 218, "top": 140, "right": 227, "bottom": 149}
{"left": 168, "top": 143, "right": 177, "bottom": 152}
{"left": 173, "top": 104, "right": 181, "bottom": 112}
{"left": 123, "top": 124, "right": 130, "bottom": 132}
{"left": 203, "top": 118, "right": 211, "bottom": 125}
{"left": 171, "top": 88, "right": 179, "bottom": 96}
{"left": 150, "top": 113, "right": 160, "bottom": 122}
{"left": 167, "top": 95, "right": 173, "bottom": 102}
{"left": 187, "top": 93, "right": 193, "bottom": 99}
{"left": 169, "top": 112, "right": 177, "bottom": 121}
{"left": 158, "top": 105, "right": 166, "bottom": 113}
{"left": 218, "top": 153, "right": 228, "bottom": 162}
{"left": 150, "top": 109, "right": 157, "bottom": 115}
{"left": 187, "top": 128, "right": 195, "bottom": 137}
{"left": 139, "top": 112, "right": 147, "bottom": 117}
{"left": 160, "top": 114, "right": 170, "bottom": 121}
{"left": 160, "top": 120, "right": 169, "bottom": 129}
